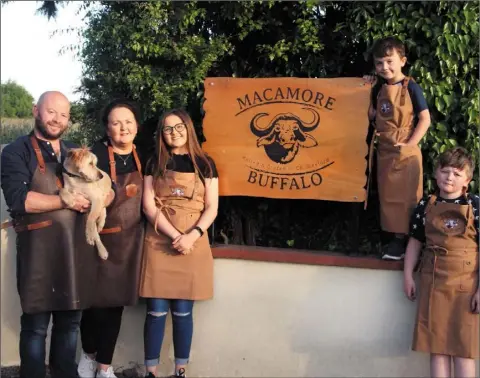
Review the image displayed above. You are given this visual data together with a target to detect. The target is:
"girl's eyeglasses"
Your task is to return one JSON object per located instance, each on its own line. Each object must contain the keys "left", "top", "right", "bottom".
{"left": 162, "top": 123, "right": 186, "bottom": 135}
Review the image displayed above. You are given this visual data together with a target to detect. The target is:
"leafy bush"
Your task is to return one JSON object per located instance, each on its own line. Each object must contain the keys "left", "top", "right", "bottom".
{"left": 1, "top": 80, "right": 35, "bottom": 118}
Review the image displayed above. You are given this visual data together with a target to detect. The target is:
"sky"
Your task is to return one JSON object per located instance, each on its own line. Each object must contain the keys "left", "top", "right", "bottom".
{"left": 1, "top": 1, "right": 88, "bottom": 102}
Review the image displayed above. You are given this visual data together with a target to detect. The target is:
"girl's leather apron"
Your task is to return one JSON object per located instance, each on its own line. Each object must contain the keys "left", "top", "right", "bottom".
{"left": 139, "top": 170, "right": 213, "bottom": 300}
{"left": 91, "top": 144, "right": 145, "bottom": 307}
{"left": 374, "top": 77, "right": 423, "bottom": 234}
{"left": 412, "top": 194, "right": 479, "bottom": 358}
{"left": 14, "top": 135, "right": 97, "bottom": 314}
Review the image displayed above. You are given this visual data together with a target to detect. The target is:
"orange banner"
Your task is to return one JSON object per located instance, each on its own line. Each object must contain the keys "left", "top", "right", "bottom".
{"left": 202, "top": 77, "right": 370, "bottom": 202}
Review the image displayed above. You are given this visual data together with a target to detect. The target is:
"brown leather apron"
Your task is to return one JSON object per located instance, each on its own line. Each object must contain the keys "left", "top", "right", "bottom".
{"left": 139, "top": 170, "right": 213, "bottom": 300}
{"left": 412, "top": 194, "right": 479, "bottom": 358}
{"left": 13, "top": 135, "right": 97, "bottom": 314}
{"left": 90, "top": 145, "right": 145, "bottom": 307}
{"left": 374, "top": 77, "right": 423, "bottom": 234}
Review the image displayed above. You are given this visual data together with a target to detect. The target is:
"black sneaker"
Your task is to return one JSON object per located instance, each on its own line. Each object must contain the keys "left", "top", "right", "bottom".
{"left": 381, "top": 238, "right": 405, "bottom": 260}
{"left": 175, "top": 368, "right": 186, "bottom": 378}
{"left": 145, "top": 373, "right": 156, "bottom": 378}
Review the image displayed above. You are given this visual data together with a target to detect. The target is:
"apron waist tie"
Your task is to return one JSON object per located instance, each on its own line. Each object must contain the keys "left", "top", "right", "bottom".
{"left": 153, "top": 197, "right": 202, "bottom": 235}
{"left": 154, "top": 197, "right": 178, "bottom": 235}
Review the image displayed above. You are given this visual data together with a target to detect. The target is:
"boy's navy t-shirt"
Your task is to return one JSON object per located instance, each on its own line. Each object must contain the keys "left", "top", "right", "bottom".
{"left": 409, "top": 193, "right": 480, "bottom": 243}
{"left": 371, "top": 79, "right": 429, "bottom": 117}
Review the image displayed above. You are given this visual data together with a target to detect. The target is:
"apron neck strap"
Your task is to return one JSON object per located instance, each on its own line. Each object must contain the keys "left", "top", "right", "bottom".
{"left": 29, "top": 134, "right": 46, "bottom": 174}
{"left": 107, "top": 145, "right": 117, "bottom": 183}
{"left": 425, "top": 193, "right": 437, "bottom": 214}
{"left": 400, "top": 76, "right": 410, "bottom": 106}
{"left": 107, "top": 144, "right": 143, "bottom": 183}
{"left": 132, "top": 145, "right": 143, "bottom": 179}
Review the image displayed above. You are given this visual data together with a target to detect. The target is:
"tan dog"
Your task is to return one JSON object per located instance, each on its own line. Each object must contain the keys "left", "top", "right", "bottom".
{"left": 59, "top": 147, "right": 112, "bottom": 260}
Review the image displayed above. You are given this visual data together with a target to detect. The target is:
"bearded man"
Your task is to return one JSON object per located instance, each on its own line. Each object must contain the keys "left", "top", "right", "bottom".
{"left": 1, "top": 91, "right": 113, "bottom": 378}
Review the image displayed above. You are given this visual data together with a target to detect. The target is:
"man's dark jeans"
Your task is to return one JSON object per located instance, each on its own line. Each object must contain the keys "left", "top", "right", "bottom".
{"left": 19, "top": 310, "right": 81, "bottom": 378}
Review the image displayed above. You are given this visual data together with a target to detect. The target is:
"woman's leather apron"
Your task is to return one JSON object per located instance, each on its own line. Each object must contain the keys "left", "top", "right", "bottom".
{"left": 374, "top": 77, "right": 423, "bottom": 234}
{"left": 139, "top": 170, "right": 213, "bottom": 300}
{"left": 90, "top": 145, "right": 145, "bottom": 307}
{"left": 412, "top": 194, "right": 479, "bottom": 358}
{"left": 13, "top": 135, "right": 97, "bottom": 314}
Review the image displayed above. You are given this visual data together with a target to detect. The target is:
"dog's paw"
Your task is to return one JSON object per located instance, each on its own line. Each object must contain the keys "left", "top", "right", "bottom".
{"left": 85, "top": 223, "right": 96, "bottom": 245}
{"left": 97, "top": 209, "right": 106, "bottom": 232}
{"left": 98, "top": 249, "right": 109, "bottom": 260}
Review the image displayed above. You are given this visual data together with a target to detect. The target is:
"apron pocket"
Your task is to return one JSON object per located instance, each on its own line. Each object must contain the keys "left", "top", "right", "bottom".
{"left": 125, "top": 184, "right": 138, "bottom": 198}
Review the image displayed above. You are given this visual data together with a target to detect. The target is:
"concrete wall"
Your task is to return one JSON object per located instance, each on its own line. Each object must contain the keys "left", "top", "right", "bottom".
{"left": 2, "top": 181, "right": 478, "bottom": 376}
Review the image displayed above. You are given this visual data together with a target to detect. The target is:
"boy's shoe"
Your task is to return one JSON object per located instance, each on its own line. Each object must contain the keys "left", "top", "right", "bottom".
{"left": 144, "top": 373, "right": 156, "bottom": 378}
{"left": 96, "top": 366, "right": 118, "bottom": 378}
{"left": 78, "top": 352, "right": 97, "bottom": 378}
{"left": 174, "top": 368, "right": 186, "bottom": 377}
{"left": 381, "top": 238, "right": 405, "bottom": 261}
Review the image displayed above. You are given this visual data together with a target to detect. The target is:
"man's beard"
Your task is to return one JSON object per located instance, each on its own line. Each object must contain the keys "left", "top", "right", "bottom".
{"left": 34, "top": 118, "right": 66, "bottom": 140}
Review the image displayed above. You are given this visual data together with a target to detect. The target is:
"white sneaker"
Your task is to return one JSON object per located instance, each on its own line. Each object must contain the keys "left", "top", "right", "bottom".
{"left": 78, "top": 351, "right": 97, "bottom": 378}
{"left": 96, "top": 366, "right": 118, "bottom": 378}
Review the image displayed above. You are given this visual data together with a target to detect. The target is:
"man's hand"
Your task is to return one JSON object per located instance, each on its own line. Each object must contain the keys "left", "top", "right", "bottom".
{"left": 172, "top": 231, "right": 200, "bottom": 254}
{"left": 60, "top": 191, "right": 90, "bottom": 213}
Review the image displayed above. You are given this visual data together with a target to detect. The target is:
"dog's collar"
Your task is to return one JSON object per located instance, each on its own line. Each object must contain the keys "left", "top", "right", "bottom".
{"left": 62, "top": 166, "right": 104, "bottom": 182}
{"left": 62, "top": 166, "right": 83, "bottom": 179}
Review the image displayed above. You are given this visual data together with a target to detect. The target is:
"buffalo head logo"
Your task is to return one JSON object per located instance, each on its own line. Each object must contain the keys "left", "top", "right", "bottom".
{"left": 250, "top": 108, "right": 320, "bottom": 164}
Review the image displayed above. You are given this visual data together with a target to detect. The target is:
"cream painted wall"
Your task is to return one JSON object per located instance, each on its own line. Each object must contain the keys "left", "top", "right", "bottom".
{"left": 1, "top": 171, "right": 478, "bottom": 377}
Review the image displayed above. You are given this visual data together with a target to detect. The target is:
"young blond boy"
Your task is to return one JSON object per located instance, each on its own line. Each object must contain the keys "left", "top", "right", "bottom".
{"left": 404, "top": 147, "right": 479, "bottom": 378}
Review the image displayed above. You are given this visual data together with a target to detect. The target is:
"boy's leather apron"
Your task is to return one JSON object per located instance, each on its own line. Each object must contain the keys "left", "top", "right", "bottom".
{"left": 139, "top": 170, "right": 213, "bottom": 300}
{"left": 14, "top": 135, "right": 97, "bottom": 314}
{"left": 412, "top": 194, "right": 479, "bottom": 358}
{"left": 375, "top": 77, "right": 423, "bottom": 234}
{"left": 91, "top": 145, "right": 145, "bottom": 307}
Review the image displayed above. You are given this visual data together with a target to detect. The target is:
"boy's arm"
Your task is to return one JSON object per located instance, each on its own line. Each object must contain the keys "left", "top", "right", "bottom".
{"left": 404, "top": 196, "right": 428, "bottom": 277}
{"left": 403, "top": 81, "right": 431, "bottom": 146}
{"left": 404, "top": 237, "right": 422, "bottom": 278}
{"left": 406, "top": 109, "right": 430, "bottom": 146}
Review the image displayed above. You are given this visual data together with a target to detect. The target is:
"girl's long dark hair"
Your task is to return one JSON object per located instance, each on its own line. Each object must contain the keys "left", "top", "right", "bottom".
{"left": 148, "top": 109, "right": 213, "bottom": 183}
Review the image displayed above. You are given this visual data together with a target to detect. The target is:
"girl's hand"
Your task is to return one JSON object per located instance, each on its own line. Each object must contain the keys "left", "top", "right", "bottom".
{"left": 172, "top": 232, "right": 199, "bottom": 254}
{"left": 363, "top": 75, "right": 377, "bottom": 86}
{"left": 404, "top": 274, "right": 416, "bottom": 301}
{"left": 471, "top": 289, "right": 480, "bottom": 314}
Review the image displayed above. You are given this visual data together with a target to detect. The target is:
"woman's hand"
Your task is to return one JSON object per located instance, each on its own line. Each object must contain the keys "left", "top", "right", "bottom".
{"left": 172, "top": 231, "right": 200, "bottom": 254}
{"left": 404, "top": 274, "right": 416, "bottom": 301}
{"left": 471, "top": 288, "right": 480, "bottom": 314}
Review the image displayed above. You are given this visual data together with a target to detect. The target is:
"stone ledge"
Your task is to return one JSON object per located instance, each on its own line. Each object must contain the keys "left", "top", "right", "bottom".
{"left": 211, "top": 244, "right": 404, "bottom": 271}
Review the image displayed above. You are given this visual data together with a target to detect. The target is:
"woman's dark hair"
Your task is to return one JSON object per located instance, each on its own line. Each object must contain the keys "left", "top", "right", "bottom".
{"left": 100, "top": 98, "right": 142, "bottom": 137}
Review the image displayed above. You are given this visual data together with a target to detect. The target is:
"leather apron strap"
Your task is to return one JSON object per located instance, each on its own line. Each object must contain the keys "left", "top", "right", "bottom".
{"left": 29, "top": 135, "right": 46, "bottom": 174}
{"left": 29, "top": 134, "right": 63, "bottom": 188}
{"left": 399, "top": 77, "right": 410, "bottom": 106}
{"left": 107, "top": 144, "right": 143, "bottom": 183}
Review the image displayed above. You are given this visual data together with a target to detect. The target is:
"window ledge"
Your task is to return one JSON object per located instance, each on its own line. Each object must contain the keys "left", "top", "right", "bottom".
{"left": 212, "top": 244, "right": 403, "bottom": 271}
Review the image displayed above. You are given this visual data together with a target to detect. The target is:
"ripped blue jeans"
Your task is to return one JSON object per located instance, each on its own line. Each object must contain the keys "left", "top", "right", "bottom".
{"left": 144, "top": 298, "right": 194, "bottom": 367}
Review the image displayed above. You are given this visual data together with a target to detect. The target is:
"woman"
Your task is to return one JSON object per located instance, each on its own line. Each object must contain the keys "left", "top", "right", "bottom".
{"left": 139, "top": 109, "right": 219, "bottom": 378}
{"left": 77, "top": 99, "right": 145, "bottom": 378}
